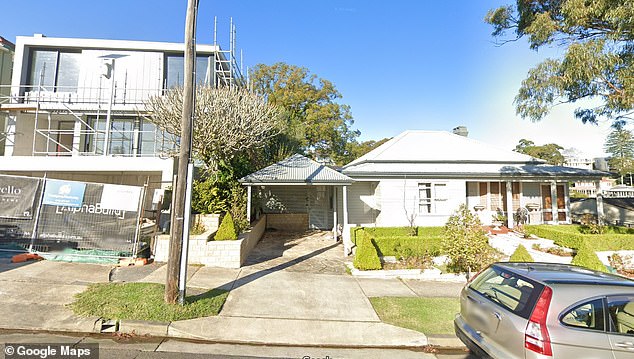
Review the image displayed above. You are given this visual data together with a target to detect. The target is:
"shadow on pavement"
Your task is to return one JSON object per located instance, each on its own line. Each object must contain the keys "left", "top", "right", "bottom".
{"left": 227, "top": 240, "right": 341, "bottom": 292}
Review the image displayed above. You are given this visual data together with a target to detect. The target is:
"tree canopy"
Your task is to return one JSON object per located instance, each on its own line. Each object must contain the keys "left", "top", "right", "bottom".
{"left": 514, "top": 139, "right": 565, "bottom": 165}
{"left": 486, "top": 0, "right": 634, "bottom": 125}
{"left": 604, "top": 125, "right": 634, "bottom": 181}
{"left": 249, "top": 62, "right": 359, "bottom": 165}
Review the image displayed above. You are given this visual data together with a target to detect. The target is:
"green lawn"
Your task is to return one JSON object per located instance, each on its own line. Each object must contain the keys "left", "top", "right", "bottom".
{"left": 370, "top": 297, "right": 460, "bottom": 335}
{"left": 70, "top": 282, "right": 228, "bottom": 322}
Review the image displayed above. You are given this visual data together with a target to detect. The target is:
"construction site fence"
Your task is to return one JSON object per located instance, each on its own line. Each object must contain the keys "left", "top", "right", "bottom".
{"left": 0, "top": 174, "right": 147, "bottom": 260}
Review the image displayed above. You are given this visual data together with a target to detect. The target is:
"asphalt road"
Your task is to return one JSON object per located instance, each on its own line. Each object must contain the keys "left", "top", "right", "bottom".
{"left": 0, "top": 331, "right": 479, "bottom": 359}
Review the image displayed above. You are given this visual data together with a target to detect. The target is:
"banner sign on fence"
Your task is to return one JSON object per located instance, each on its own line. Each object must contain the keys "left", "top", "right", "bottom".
{"left": 42, "top": 179, "right": 86, "bottom": 208}
{"left": 100, "top": 184, "right": 142, "bottom": 212}
{"left": 0, "top": 175, "right": 40, "bottom": 219}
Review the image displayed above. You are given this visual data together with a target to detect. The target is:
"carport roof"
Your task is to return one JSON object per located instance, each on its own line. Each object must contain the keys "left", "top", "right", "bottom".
{"left": 239, "top": 154, "right": 353, "bottom": 185}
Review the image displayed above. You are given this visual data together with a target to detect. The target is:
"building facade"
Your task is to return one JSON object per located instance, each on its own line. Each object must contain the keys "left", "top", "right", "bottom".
{"left": 0, "top": 34, "right": 240, "bottom": 208}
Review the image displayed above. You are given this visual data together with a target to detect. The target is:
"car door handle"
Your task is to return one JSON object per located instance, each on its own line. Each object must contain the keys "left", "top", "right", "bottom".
{"left": 615, "top": 341, "right": 634, "bottom": 349}
{"left": 492, "top": 311, "right": 502, "bottom": 321}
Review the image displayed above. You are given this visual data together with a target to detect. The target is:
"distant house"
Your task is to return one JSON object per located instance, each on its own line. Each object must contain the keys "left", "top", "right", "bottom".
{"left": 241, "top": 130, "right": 606, "bottom": 244}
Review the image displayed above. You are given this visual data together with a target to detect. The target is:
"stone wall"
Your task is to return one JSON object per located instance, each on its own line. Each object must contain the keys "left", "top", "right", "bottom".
{"left": 153, "top": 215, "right": 266, "bottom": 268}
{"left": 266, "top": 213, "right": 309, "bottom": 232}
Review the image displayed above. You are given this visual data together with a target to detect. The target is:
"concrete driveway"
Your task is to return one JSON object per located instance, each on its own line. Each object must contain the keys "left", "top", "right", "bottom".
{"left": 220, "top": 230, "right": 380, "bottom": 322}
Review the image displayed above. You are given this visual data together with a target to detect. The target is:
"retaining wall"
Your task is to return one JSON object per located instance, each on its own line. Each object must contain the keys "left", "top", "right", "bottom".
{"left": 153, "top": 215, "right": 266, "bottom": 268}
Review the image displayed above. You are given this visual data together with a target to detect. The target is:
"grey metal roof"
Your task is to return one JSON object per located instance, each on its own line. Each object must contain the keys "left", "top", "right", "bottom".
{"left": 345, "top": 130, "right": 541, "bottom": 167}
{"left": 343, "top": 130, "right": 605, "bottom": 180}
{"left": 343, "top": 162, "right": 606, "bottom": 180}
{"left": 239, "top": 154, "right": 353, "bottom": 185}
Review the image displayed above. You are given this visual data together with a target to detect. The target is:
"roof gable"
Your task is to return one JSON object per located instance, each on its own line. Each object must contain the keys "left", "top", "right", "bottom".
{"left": 239, "top": 154, "right": 353, "bottom": 185}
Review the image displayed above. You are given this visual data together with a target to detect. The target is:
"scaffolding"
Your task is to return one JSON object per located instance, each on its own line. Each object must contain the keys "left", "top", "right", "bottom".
{"left": 0, "top": 20, "right": 244, "bottom": 158}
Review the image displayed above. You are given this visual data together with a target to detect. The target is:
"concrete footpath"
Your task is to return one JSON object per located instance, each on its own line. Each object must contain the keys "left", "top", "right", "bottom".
{"left": 0, "top": 233, "right": 466, "bottom": 351}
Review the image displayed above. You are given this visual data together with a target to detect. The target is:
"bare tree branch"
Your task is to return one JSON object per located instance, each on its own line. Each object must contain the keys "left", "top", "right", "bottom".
{"left": 145, "top": 86, "right": 282, "bottom": 169}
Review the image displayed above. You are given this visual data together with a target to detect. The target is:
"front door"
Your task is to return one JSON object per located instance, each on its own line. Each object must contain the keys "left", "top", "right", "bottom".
{"left": 541, "top": 185, "right": 553, "bottom": 222}
{"left": 541, "top": 184, "right": 567, "bottom": 223}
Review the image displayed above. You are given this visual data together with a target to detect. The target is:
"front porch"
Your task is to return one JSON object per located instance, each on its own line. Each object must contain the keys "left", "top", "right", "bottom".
{"left": 466, "top": 180, "right": 574, "bottom": 228}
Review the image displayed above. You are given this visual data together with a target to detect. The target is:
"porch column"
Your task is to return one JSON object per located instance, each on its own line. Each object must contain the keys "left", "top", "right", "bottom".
{"left": 246, "top": 185, "right": 252, "bottom": 223}
{"left": 596, "top": 181, "right": 604, "bottom": 225}
{"left": 342, "top": 185, "right": 351, "bottom": 255}
{"left": 342, "top": 185, "right": 349, "bottom": 227}
{"left": 4, "top": 112, "right": 16, "bottom": 156}
{"left": 332, "top": 187, "right": 338, "bottom": 241}
{"left": 550, "top": 181, "right": 558, "bottom": 225}
{"left": 506, "top": 181, "right": 514, "bottom": 229}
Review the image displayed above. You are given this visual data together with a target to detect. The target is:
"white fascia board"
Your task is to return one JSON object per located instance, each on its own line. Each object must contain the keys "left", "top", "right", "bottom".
{"left": 15, "top": 35, "right": 220, "bottom": 54}
{"left": 240, "top": 182, "right": 352, "bottom": 186}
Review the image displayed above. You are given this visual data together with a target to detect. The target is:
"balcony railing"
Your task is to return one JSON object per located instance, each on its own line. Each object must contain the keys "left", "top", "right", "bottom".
{"left": 0, "top": 84, "right": 164, "bottom": 108}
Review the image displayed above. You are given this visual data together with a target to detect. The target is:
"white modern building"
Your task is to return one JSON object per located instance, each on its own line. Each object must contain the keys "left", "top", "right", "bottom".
{"left": 0, "top": 34, "right": 241, "bottom": 207}
{"left": 563, "top": 148, "right": 613, "bottom": 197}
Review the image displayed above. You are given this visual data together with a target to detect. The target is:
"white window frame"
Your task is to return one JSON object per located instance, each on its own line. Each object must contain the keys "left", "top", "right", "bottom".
{"left": 418, "top": 183, "right": 432, "bottom": 214}
{"left": 418, "top": 182, "right": 449, "bottom": 215}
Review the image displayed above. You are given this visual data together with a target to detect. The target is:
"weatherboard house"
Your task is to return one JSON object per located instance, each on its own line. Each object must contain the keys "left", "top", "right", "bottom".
{"left": 240, "top": 130, "right": 605, "bottom": 250}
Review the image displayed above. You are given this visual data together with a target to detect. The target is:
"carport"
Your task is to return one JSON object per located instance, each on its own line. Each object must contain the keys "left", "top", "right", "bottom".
{"left": 239, "top": 154, "right": 353, "bottom": 241}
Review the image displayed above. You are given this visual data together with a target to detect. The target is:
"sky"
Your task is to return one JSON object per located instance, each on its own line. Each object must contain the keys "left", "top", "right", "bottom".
{"left": 1, "top": 0, "right": 616, "bottom": 157}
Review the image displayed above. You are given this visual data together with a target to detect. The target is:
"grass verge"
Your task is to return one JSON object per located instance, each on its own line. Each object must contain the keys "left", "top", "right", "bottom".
{"left": 70, "top": 282, "right": 228, "bottom": 322}
{"left": 370, "top": 297, "right": 459, "bottom": 335}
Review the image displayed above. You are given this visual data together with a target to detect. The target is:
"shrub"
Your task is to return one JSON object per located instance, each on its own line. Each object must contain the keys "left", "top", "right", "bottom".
{"left": 214, "top": 213, "right": 237, "bottom": 241}
{"left": 571, "top": 241, "right": 607, "bottom": 272}
{"left": 509, "top": 244, "right": 534, "bottom": 262}
{"left": 443, "top": 204, "right": 497, "bottom": 274}
{"left": 524, "top": 225, "right": 634, "bottom": 251}
{"left": 353, "top": 234, "right": 382, "bottom": 270}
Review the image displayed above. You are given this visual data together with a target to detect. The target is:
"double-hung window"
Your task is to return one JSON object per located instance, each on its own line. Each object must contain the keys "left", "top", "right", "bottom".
{"left": 419, "top": 183, "right": 432, "bottom": 214}
{"left": 419, "top": 182, "right": 449, "bottom": 214}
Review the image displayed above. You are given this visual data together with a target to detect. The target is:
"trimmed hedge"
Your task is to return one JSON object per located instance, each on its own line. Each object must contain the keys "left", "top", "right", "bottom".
{"left": 571, "top": 241, "right": 608, "bottom": 272}
{"left": 371, "top": 236, "right": 443, "bottom": 257}
{"left": 351, "top": 226, "right": 445, "bottom": 257}
{"left": 524, "top": 225, "right": 634, "bottom": 251}
{"left": 214, "top": 213, "right": 237, "bottom": 241}
{"left": 353, "top": 233, "right": 382, "bottom": 270}
{"left": 509, "top": 244, "right": 534, "bottom": 262}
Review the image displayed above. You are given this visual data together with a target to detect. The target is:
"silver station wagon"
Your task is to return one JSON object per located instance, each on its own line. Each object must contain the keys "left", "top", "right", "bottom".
{"left": 454, "top": 262, "right": 634, "bottom": 359}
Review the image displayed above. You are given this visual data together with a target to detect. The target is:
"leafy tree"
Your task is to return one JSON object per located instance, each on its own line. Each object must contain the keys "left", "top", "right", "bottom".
{"left": 486, "top": 1, "right": 634, "bottom": 125}
{"left": 146, "top": 86, "right": 282, "bottom": 169}
{"left": 604, "top": 125, "right": 634, "bottom": 183}
{"left": 250, "top": 62, "right": 360, "bottom": 165}
{"left": 443, "top": 204, "right": 498, "bottom": 276}
{"left": 345, "top": 138, "right": 391, "bottom": 163}
{"left": 514, "top": 139, "right": 565, "bottom": 165}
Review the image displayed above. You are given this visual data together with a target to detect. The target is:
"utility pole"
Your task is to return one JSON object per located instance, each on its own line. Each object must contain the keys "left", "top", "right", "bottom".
{"left": 165, "top": 0, "right": 198, "bottom": 304}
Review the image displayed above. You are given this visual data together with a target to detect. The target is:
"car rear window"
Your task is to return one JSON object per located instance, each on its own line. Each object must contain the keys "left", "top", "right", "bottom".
{"left": 469, "top": 266, "right": 544, "bottom": 319}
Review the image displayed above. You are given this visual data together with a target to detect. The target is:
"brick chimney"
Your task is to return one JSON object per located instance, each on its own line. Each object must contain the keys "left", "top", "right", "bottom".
{"left": 452, "top": 126, "right": 468, "bottom": 137}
